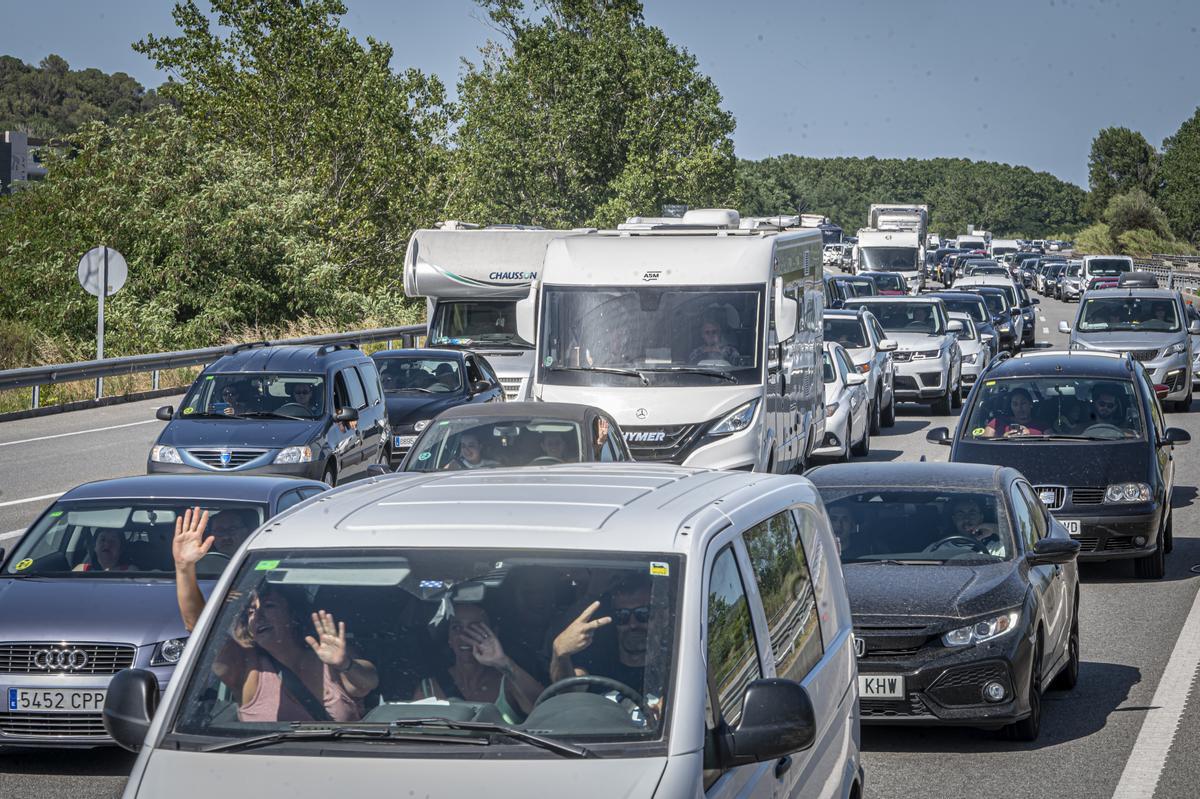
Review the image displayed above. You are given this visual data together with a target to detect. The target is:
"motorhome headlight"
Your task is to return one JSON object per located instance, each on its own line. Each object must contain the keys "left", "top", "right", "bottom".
{"left": 942, "top": 611, "right": 1020, "bottom": 647}
{"left": 275, "top": 446, "right": 315, "bottom": 464}
{"left": 1105, "top": 483, "right": 1151, "bottom": 503}
{"left": 150, "top": 445, "right": 182, "bottom": 464}
{"left": 709, "top": 399, "right": 759, "bottom": 437}
{"left": 151, "top": 637, "right": 188, "bottom": 666}
{"left": 1163, "top": 342, "right": 1187, "bottom": 357}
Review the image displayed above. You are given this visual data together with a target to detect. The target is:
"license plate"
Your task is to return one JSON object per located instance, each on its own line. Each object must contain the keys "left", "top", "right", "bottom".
{"left": 393, "top": 435, "right": 417, "bottom": 448}
{"left": 1061, "top": 519, "right": 1081, "bottom": 535}
{"left": 858, "top": 675, "right": 905, "bottom": 699}
{"left": 7, "top": 687, "right": 106, "bottom": 713}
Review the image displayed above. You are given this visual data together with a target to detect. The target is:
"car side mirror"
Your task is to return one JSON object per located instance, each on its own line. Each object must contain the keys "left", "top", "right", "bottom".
{"left": 1189, "top": 321, "right": 1200, "bottom": 335}
{"left": 846, "top": 372, "right": 867, "bottom": 386}
{"left": 103, "top": 669, "right": 160, "bottom": 753}
{"left": 719, "top": 679, "right": 816, "bottom": 768}
{"left": 366, "top": 463, "right": 391, "bottom": 478}
{"left": 1058, "top": 321, "right": 1071, "bottom": 334}
{"left": 333, "top": 407, "right": 359, "bottom": 423}
{"left": 1162, "top": 427, "right": 1191, "bottom": 447}
{"left": 925, "top": 426, "right": 951, "bottom": 445}
{"left": 155, "top": 406, "right": 174, "bottom": 421}
{"left": 1154, "top": 384, "right": 1171, "bottom": 401}
{"left": 947, "top": 320, "right": 963, "bottom": 333}
{"left": 878, "top": 339, "right": 898, "bottom": 352}
{"left": 1028, "top": 536, "right": 1080, "bottom": 565}
{"left": 1010, "top": 308, "right": 1021, "bottom": 317}
{"left": 1032, "top": 298, "right": 1040, "bottom": 304}
{"left": 471, "top": 380, "right": 491, "bottom": 395}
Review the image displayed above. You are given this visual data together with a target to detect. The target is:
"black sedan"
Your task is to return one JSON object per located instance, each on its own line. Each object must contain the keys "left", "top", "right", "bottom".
{"left": 927, "top": 350, "right": 1190, "bottom": 579}
{"left": 808, "top": 462, "right": 1080, "bottom": 741}
{"left": 371, "top": 348, "right": 505, "bottom": 467}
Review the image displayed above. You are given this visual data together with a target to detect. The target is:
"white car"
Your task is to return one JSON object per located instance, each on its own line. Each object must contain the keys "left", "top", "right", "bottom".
{"left": 948, "top": 312, "right": 990, "bottom": 398}
{"left": 823, "top": 307, "right": 898, "bottom": 430}
{"left": 813, "top": 342, "right": 870, "bottom": 460}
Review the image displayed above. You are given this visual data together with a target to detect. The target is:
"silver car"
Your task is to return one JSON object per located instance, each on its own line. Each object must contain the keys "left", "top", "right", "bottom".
{"left": 814, "top": 343, "right": 871, "bottom": 460}
{"left": 948, "top": 312, "right": 991, "bottom": 398}
{"left": 823, "top": 307, "right": 898, "bottom": 430}
{"left": 1061, "top": 288, "right": 1199, "bottom": 411}
{"left": 1059, "top": 261, "right": 1084, "bottom": 302}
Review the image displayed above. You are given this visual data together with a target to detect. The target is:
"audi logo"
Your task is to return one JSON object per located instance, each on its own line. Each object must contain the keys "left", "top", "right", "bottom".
{"left": 33, "top": 648, "right": 89, "bottom": 671}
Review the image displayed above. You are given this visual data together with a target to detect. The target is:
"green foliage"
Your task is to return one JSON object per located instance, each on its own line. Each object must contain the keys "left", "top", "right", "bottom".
{"left": 1105, "top": 189, "right": 1172, "bottom": 239}
{"left": 1160, "top": 107, "right": 1200, "bottom": 246}
{"left": 447, "top": 0, "right": 737, "bottom": 227}
{"left": 1117, "top": 228, "right": 1197, "bottom": 257}
{"left": 737, "top": 156, "right": 1087, "bottom": 238}
{"left": 0, "top": 54, "right": 167, "bottom": 137}
{"left": 1085, "top": 127, "right": 1160, "bottom": 220}
{"left": 1073, "top": 223, "right": 1117, "bottom": 254}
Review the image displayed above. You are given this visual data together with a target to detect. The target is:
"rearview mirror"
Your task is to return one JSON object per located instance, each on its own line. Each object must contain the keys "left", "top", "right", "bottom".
{"left": 155, "top": 406, "right": 174, "bottom": 421}
{"left": 1028, "top": 536, "right": 1080, "bottom": 565}
{"left": 719, "top": 679, "right": 815, "bottom": 768}
{"left": 1058, "top": 321, "right": 1071, "bottom": 334}
{"left": 925, "top": 427, "right": 951, "bottom": 445}
{"left": 333, "top": 407, "right": 359, "bottom": 423}
{"left": 103, "top": 669, "right": 160, "bottom": 752}
{"left": 1163, "top": 427, "right": 1191, "bottom": 446}
{"left": 366, "top": 463, "right": 391, "bottom": 478}
{"left": 878, "top": 339, "right": 898, "bottom": 352}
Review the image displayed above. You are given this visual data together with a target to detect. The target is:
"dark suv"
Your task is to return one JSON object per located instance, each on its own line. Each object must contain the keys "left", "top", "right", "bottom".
{"left": 927, "top": 350, "right": 1190, "bottom": 578}
{"left": 148, "top": 344, "right": 388, "bottom": 486}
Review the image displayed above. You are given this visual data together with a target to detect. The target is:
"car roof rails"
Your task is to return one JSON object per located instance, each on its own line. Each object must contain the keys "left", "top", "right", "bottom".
{"left": 316, "top": 342, "right": 361, "bottom": 356}
{"left": 229, "top": 340, "right": 270, "bottom": 354}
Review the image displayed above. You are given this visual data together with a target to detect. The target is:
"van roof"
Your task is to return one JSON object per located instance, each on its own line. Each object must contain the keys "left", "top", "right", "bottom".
{"left": 248, "top": 465, "right": 818, "bottom": 555}
{"left": 206, "top": 345, "right": 365, "bottom": 374}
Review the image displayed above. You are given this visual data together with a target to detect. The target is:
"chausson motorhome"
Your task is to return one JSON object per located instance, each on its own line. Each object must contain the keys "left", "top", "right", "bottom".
{"left": 520, "top": 209, "right": 826, "bottom": 473}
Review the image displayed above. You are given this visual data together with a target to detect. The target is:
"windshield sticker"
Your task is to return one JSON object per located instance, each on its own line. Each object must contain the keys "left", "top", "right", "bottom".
{"left": 543, "top": 356, "right": 554, "bottom": 367}
{"left": 418, "top": 451, "right": 432, "bottom": 461}
{"left": 972, "top": 427, "right": 986, "bottom": 437}
{"left": 254, "top": 559, "right": 280, "bottom": 571}
{"left": 985, "top": 380, "right": 996, "bottom": 386}
{"left": 49, "top": 510, "right": 63, "bottom": 518}
{"left": 205, "top": 375, "right": 214, "bottom": 380}
{"left": 183, "top": 407, "right": 194, "bottom": 415}
{"left": 14, "top": 558, "right": 33, "bottom": 571}
{"left": 649, "top": 561, "right": 669, "bottom": 577}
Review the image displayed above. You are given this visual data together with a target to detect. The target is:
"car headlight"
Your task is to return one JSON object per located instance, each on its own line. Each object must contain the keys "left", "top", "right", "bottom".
{"left": 825, "top": 401, "right": 840, "bottom": 418}
{"left": 856, "top": 362, "right": 871, "bottom": 374}
{"left": 274, "top": 445, "right": 315, "bottom": 464}
{"left": 150, "top": 445, "right": 182, "bottom": 464}
{"left": 942, "top": 611, "right": 1020, "bottom": 647}
{"left": 1105, "top": 483, "right": 1151, "bottom": 503}
{"left": 150, "top": 637, "right": 188, "bottom": 666}
{"left": 998, "top": 323, "right": 1011, "bottom": 332}
{"left": 413, "top": 419, "right": 431, "bottom": 432}
{"left": 1163, "top": 343, "right": 1187, "bottom": 357}
{"left": 911, "top": 349, "right": 941, "bottom": 359}
{"left": 709, "top": 398, "right": 759, "bottom": 436}
{"left": 962, "top": 352, "right": 979, "bottom": 364}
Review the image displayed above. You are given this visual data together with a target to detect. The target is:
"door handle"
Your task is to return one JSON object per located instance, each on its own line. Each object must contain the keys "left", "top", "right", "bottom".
{"left": 774, "top": 755, "right": 793, "bottom": 779}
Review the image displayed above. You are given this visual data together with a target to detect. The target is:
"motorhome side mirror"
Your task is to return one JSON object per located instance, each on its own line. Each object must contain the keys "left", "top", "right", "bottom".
{"left": 1028, "top": 536, "right": 1080, "bottom": 566}
{"left": 878, "top": 339, "right": 898, "bottom": 352}
{"left": 1058, "top": 321, "right": 1071, "bottom": 334}
{"left": 155, "top": 406, "right": 174, "bottom": 421}
{"left": 103, "top": 669, "right": 160, "bottom": 753}
{"left": 1189, "top": 320, "right": 1200, "bottom": 335}
{"left": 776, "top": 296, "right": 799, "bottom": 342}
{"left": 946, "top": 320, "right": 963, "bottom": 333}
{"left": 366, "top": 463, "right": 391, "bottom": 478}
{"left": 926, "top": 427, "right": 951, "bottom": 445}
{"left": 720, "top": 679, "right": 816, "bottom": 767}
{"left": 515, "top": 290, "right": 537, "bottom": 346}
{"left": 1162, "top": 428, "right": 1191, "bottom": 447}
{"left": 333, "top": 407, "right": 359, "bottom": 423}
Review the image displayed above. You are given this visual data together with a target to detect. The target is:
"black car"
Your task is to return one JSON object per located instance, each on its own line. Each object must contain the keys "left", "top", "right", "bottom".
{"left": 394, "top": 401, "right": 631, "bottom": 471}
{"left": 808, "top": 462, "right": 1080, "bottom": 741}
{"left": 926, "top": 292, "right": 1000, "bottom": 357}
{"left": 149, "top": 344, "right": 388, "bottom": 486}
{"left": 371, "top": 348, "right": 505, "bottom": 467}
{"left": 927, "top": 350, "right": 1190, "bottom": 578}
{"left": 956, "top": 285, "right": 1019, "bottom": 352}
{"left": 825, "top": 274, "right": 879, "bottom": 308}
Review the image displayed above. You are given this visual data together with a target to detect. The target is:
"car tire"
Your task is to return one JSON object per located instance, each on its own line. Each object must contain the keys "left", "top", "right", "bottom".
{"left": 1050, "top": 604, "right": 1080, "bottom": 692}
{"left": 932, "top": 383, "right": 953, "bottom": 415}
{"left": 1005, "top": 638, "right": 1043, "bottom": 742}
{"left": 1165, "top": 512, "right": 1174, "bottom": 555}
{"left": 1134, "top": 534, "right": 1166, "bottom": 579}
{"left": 851, "top": 417, "right": 871, "bottom": 457}
{"left": 837, "top": 420, "right": 852, "bottom": 463}
{"left": 882, "top": 393, "right": 896, "bottom": 428}
{"left": 321, "top": 464, "right": 337, "bottom": 488}
{"left": 870, "top": 393, "right": 882, "bottom": 435}
{"left": 950, "top": 375, "right": 963, "bottom": 409}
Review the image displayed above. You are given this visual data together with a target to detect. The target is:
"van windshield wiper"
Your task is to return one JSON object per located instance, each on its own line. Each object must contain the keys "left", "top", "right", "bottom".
{"left": 237, "top": 411, "right": 308, "bottom": 421}
{"left": 387, "top": 717, "right": 593, "bottom": 758}
{"left": 548, "top": 365, "right": 649, "bottom": 385}
{"left": 640, "top": 367, "right": 737, "bottom": 383}
{"left": 200, "top": 724, "right": 426, "bottom": 753}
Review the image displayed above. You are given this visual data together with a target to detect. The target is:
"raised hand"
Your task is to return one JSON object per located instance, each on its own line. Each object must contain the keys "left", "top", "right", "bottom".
{"left": 462, "top": 622, "right": 508, "bottom": 669}
{"left": 305, "top": 610, "right": 350, "bottom": 671}
{"left": 552, "top": 600, "right": 612, "bottom": 659}
{"left": 173, "top": 507, "right": 212, "bottom": 569}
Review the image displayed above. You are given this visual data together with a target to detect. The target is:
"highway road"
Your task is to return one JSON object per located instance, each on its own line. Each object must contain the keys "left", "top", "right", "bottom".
{"left": 4, "top": 288, "right": 1200, "bottom": 798}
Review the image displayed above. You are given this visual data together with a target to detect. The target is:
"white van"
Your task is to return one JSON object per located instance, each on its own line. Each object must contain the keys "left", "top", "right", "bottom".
{"left": 1081, "top": 254, "right": 1135, "bottom": 285}
{"left": 105, "top": 466, "right": 863, "bottom": 799}
{"left": 520, "top": 210, "right": 826, "bottom": 473}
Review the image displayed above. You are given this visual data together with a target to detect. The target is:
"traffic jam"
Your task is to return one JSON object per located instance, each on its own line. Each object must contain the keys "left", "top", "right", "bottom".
{"left": 1, "top": 210, "right": 1196, "bottom": 797}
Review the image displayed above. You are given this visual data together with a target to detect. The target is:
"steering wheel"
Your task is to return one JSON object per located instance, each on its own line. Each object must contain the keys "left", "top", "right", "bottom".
{"left": 533, "top": 675, "right": 653, "bottom": 719}
{"left": 922, "top": 535, "right": 984, "bottom": 554}
{"left": 275, "top": 402, "right": 310, "bottom": 415}
{"left": 196, "top": 550, "right": 231, "bottom": 577}
{"left": 1082, "top": 423, "right": 1125, "bottom": 439}
{"left": 529, "top": 456, "right": 564, "bottom": 465}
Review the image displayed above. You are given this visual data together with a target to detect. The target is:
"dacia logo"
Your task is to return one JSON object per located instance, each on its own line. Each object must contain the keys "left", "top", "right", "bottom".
{"left": 625, "top": 431, "right": 666, "bottom": 443}
{"left": 643, "top": 270, "right": 661, "bottom": 282}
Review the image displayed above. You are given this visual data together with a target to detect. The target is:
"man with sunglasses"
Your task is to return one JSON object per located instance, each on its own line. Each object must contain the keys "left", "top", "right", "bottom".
{"left": 1091, "top": 385, "right": 1126, "bottom": 428}
{"left": 549, "top": 575, "right": 653, "bottom": 694}
{"left": 286, "top": 381, "right": 323, "bottom": 416}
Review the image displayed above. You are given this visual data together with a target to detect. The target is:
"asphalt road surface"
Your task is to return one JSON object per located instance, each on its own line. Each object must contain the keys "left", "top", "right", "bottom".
{"left": 4, "top": 286, "right": 1200, "bottom": 799}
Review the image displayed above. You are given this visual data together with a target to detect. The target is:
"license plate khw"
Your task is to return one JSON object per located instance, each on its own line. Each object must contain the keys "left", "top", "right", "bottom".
{"left": 1061, "top": 520, "right": 1081, "bottom": 535}
{"left": 858, "top": 675, "right": 905, "bottom": 699}
{"left": 7, "top": 687, "right": 106, "bottom": 713}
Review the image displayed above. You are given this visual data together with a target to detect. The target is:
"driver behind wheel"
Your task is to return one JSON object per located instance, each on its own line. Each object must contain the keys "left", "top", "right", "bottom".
{"left": 209, "top": 508, "right": 258, "bottom": 557}
{"left": 550, "top": 575, "right": 653, "bottom": 691}
{"left": 948, "top": 496, "right": 1005, "bottom": 557}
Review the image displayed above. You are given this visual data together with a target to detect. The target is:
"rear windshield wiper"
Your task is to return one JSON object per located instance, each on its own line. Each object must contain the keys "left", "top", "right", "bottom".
{"left": 548, "top": 365, "right": 649, "bottom": 385}
{"left": 640, "top": 367, "right": 738, "bottom": 383}
{"left": 387, "top": 717, "right": 593, "bottom": 759}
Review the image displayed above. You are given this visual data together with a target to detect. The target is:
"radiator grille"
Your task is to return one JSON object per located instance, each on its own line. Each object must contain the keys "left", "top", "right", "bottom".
{"left": 0, "top": 711, "right": 108, "bottom": 737}
{"left": 0, "top": 644, "right": 135, "bottom": 675}
{"left": 186, "top": 448, "right": 267, "bottom": 469}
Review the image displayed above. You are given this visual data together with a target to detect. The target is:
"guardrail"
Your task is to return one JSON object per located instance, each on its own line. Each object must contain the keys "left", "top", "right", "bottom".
{"left": 0, "top": 325, "right": 425, "bottom": 414}
{"left": 1134, "top": 259, "right": 1200, "bottom": 295}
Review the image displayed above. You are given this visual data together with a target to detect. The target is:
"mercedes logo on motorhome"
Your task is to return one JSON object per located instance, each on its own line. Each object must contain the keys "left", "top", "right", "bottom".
{"left": 635, "top": 408, "right": 648, "bottom": 420}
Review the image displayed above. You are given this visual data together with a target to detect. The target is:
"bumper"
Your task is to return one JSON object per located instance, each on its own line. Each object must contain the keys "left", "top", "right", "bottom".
{"left": 148, "top": 459, "right": 324, "bottom": 480}
{"left": 681, "top": 423, "right": 763, "bottom": 472}
{"left": 1060, "top": 508, "right": 1162, "bottom": 560}
{"left": 892, "top": 360, "right": 949, "bottom": 401}
{"left": 960, "top": 360, "right": 984, "bottom": 391}
{"left": 1143, "top": 357, "right": 1191, "bottom": 401}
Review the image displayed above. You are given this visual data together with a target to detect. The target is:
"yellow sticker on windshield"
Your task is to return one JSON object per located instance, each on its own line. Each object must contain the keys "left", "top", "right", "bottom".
{"left": 14, "top": 559, "right": 33, "bottom": 571}
{"left": 254, "top": 559, "right": 280, "bottom": 571}
{"left": 183, "top": 407, "right": 194, "bottom": 415}
{"left": 985, "top": 380, "right": 996, "bottom": 386}
{"left": 649, "top": 562, "right": 669, "bottom": 577}
{"left": 972, "top": 427, "right": 986, "bottom": 437}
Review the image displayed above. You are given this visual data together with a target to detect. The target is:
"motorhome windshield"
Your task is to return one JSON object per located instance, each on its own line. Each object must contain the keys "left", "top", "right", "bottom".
{"left": 429, "top": 300, "right": 532, "bottom": 349}
{"left": 1088, "top": 258, "right": 1133, "bottom": 277}
{"left": 862, "top": 247, "right": 919, "bottom": 271}
{"left": 538, "top": 285, "right": 764, "bottom": 387}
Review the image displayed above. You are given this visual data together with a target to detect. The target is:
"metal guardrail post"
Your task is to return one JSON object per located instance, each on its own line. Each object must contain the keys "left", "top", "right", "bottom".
{"left": 152, "top": 370, "right": 160, "bottom": 390}
{"left": 95, "top": 377, "right": 103, "bottom": 400}
{"left": 31, "top": 385, "right": 39, "bottom": 410}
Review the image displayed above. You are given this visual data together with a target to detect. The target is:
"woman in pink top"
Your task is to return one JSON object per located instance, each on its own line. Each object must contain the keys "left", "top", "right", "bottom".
{"left": 213, "top": 585, "right": 378, "bottom": 723}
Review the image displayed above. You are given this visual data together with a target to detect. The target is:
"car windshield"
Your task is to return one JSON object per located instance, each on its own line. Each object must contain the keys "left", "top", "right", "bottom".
{"left": 848, "top": 302, "right": 942, "bottom": 335}
{"left": 936, "top": 296, "right": 987, "bottom": 323}
{"left": 405, "top": 417, "right": 599, "bottom": 470}
{"left": 181, "top": 373, "right": 325, "bottom": 419}
{"left": 376, "top": 356, "right": 462, "bottom": 393}
{"left": 538, "top": 285, "right": 763, "bottom": 387}
{"left": 824, "top": 318, "right": 868, "bottom": 348}
{"left": 861, "top": 247, "right": 918, "bottom": 270}
{"left": 975, "top": 291, "right": 1008, "bottom": 315}
{"left": 870, "top": 273, "right": 905, "bottom": 292}
{"left": 168, "top": 548, "right": 681, "bottom": 750}
{"left": 963, "top": 377, "right": 1145, "bottom": 440}
{"left": 429, "top": 300, "right": 531, "bottom": 349}
{"left": 1078, "top": 297, "right": 1181, "bottom": 332}
{"left": 820, "top": 489, "right": 1012, "bottom": 564}
{"left": 1089, "top": 258, "right": 1133, "bottom": 277}
{"left": 845, "top": 280, "right": 877, "bottom": 297}
{"left": 3, "top": 501, "right": 265, "bottom": 578}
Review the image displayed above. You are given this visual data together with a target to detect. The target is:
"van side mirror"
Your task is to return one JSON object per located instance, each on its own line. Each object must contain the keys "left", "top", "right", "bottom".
{"left": 776, "top": 296, "right": 799, "bottom": 342}
{"left": 1162, "top": 428, "right": 1191, "bottom": 447}
{"left": 155, "top": 406, "right": 174, "bottom": 421}
{"left": 878, "top": 339, "right": 898, "bottom": 352}
{"left": 719, "top": 679, "right": 816, "bottom": 767}
{"left": 926, "top": 427, "right": 951, "bottom": 445}
{"left": 1028, "top": 536, "right": 1080, "bottom": 565}
{"left": 516, "top": 289, "right": 537, "bottom": 346}
{"left": 103, "top": 669, "right": 160, "bottom": 752}
{"left": 1058, "top": 321, "right": 1071, "bottom": 334}
{"left": 333, "top": 407, "right": 359, "bottom": 423}
{"left": 471, "top": 380, "right": 491, "bottom": 395}
{"left": 1032, "top": 298, "right": 1040, "bottom": 305}
{"left": 366, "top": 463, "right": 392, "bottom": 478}
{"left": 1189, "top": 321, "right": 1200, "bottom": 335}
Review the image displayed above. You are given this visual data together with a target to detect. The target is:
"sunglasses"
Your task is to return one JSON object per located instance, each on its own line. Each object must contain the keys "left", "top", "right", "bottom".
{"left": 614, "top": 606, "right": 651, "bottom": 626}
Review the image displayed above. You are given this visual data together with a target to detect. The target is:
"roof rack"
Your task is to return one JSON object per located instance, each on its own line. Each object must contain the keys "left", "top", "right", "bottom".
{"left": 229, "top": 340, "right": 270, "bottom": 354}
{"left": 316, "top": 342, "right": 360, "bottom": 356}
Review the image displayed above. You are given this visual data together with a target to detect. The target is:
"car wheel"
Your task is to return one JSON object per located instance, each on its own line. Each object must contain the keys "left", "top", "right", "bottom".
{"left": 1134, "top": 533, "right": 1166, "bottom": 579}
{"left": 321, "top": 464, "right": 337, "bottom": 488}
{"left": 932, "top": 382, "right": 953, "bottom": 415}
{"left": 1050, "top": 604, "right": 1080, "bottom": 691}
{"left": 882, "top": 393, "right": 896, "bottom": 427}
{"left": 1165, "top": 512, "right": 1174, "bottom": 555}
{"left": 870, "top": 393, "right": 882, "bottom": 435}
{"left": 852, "top": 416, "right": 871, "bottom": 457}
{"left": 1005, "top": 638, "right": 1043, "bottom": 742}
{"left": 837, "top": 419, "right": 852, "bottom": 462}
{"left": 950, "top": 375, "right": 963, "bottom": 409}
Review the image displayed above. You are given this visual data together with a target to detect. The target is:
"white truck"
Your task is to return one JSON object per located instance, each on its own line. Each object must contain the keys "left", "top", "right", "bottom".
{"left": 989, "top": 238, "right": 1021, "bottom": 258}
{"left": 403, "top": 224, "right": 586, "bottom": 400}
{"left": 854, "top": 228, "right": 924, "bottom": 293}
{"left": 868, "top": 204, "right": 930, "bottom": 238}
{"left": 519, "top": 209, "right": 827, "bottom": 473}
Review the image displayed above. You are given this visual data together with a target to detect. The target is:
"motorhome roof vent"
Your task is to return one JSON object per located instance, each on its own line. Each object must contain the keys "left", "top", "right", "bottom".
{"left": 681, "top": 208, "right": 740, "bottom": 228}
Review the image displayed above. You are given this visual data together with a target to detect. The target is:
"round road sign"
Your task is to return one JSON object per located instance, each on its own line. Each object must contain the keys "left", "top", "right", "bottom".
{"left": 77, "top": 247, "right": 128, "bottom": 298}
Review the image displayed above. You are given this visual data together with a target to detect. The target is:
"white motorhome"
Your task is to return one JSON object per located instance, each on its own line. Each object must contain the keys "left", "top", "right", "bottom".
{"left": 521, "top": 209, "right": 826, "bottom": 473}
{"left": 853, "top": 228, "right": 924, "bottom": 293}
{"left": 956, "top": 234, "right": 987, "bottom": 252}
{"left": 404, "top": 225, "right": 586, "bottom": 399}
{"left": 989, "top": 238, "right": 1022, "bottom": 258}
{"left": 868, "top": 204, "right": 930, "bottom": 238}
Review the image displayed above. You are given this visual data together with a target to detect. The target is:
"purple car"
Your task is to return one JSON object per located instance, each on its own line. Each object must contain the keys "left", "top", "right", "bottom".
{"left": 0, "top": 475, "right": 326, "bottom": 748}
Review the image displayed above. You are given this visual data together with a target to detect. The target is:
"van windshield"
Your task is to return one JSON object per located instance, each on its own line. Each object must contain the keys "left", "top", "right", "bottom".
{"left": 538, "top": 285, "right": 764, "bottom": 387}
{"left": 861, "top": 247, "right": 918, "bottom": 271}
{"left": 180, "top": 374, "right": 325, "bottom": 420}
{"left": 430, "top": 300, "right": 532, "bottom": 349}
{"left": 1088, "top": 259, "right": 1133, "bottom": 277}
{"left": 169, "top": 548, "right": 682, "bottom": 752}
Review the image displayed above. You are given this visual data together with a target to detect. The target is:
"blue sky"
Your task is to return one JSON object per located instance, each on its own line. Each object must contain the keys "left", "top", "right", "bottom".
{"left": 3, "top": 0, "right": 1199, "bottom": 187}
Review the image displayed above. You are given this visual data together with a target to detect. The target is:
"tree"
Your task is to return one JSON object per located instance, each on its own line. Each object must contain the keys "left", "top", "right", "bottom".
{"left": 1104, "top": 189, "right": 1171, "bottom": 239}
{"left": 1160, "top": 108, "right": 1200, "bottom": 246}
{"left": 447, "top": 0, "right": 737, "bottom": 227}
{"left": 1085, "top": 127, "right": 1160, "bottom": 220}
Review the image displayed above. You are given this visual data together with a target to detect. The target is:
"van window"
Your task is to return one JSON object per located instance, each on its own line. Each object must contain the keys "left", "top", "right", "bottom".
{"left": 743, "top": 513, "right": 824, "bottom": 682}
{"left": 356, "top": 362, "right": 382, "bottom": 405}
{"left": 341, "top": 367, "right": 367, "bottom": 410}
{"left": 706, "top": 545, "right": 762, "bottom": 727}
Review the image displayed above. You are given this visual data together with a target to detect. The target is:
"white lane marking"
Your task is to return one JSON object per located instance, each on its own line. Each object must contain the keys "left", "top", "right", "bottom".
{"left": 0, "top": 418, "right": 159, "bottom": 448}
{"left": 0, "top": 492, "right": 62, "bottom": 509}
{"left": 1040, "top": 315, "right": 1046, "bottom": 322}
{"left": 1110, "top": 584, "right": 1200, "bottom": 799}
{"left": 0, "top": 529, "right": 23, "bottom": 547}
{"left": 1043, "top": 327, "right": 1050, "bottom": 334}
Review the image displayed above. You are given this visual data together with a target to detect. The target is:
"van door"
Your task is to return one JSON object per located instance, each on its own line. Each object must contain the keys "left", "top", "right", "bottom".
{"left": 352, "top": 362, "right": 387, "bottom": 467}
{"left": 330, "top": 370, "right": 364, "bottom": 474}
